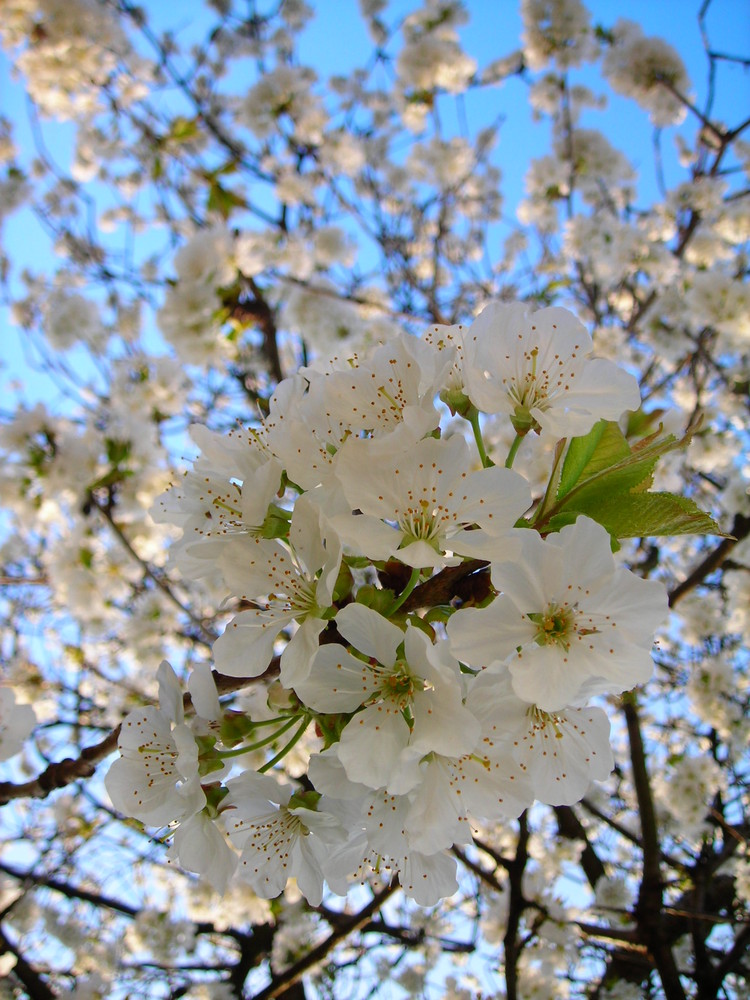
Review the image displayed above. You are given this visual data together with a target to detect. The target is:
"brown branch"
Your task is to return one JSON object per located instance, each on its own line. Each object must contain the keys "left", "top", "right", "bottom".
{"left": 451, "top": 845, "right": 505, "bottom": 894}
{"left": 623, "top": 694, "right": 686, "bottom": 1000}
{"left": 0, "top": 923, "right": 56, "bottom": 1000}
{"left": 504, "top": 813, "right": 529, "bottom": 1000}
{"left": 245, "top": 278, "right": 284, "bottom": 385}
{"left": 575, "top": 921, "right": 642, "bottom": 946}
{"left": 0, "top": 666, "right": 276, "bottom": 806}
{"left": 250, "top": 881, "right": 399, "bottom": 1000}
{"left": 401, "top": 559, "right": 489, "bottom": 612}
{"left": 0, "top": 726, "right": 120, "bottom": 807}
{"left": 668, "top": 512, "right": 750, "bottom": 607}
{"left": 554, "top": 805, "right": 607, "bottom": 890}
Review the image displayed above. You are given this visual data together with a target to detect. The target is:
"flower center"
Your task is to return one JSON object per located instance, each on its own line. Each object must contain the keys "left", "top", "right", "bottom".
{"left": 267, "top": 576, "right": 319, "bottom": 619}
{"left": 526, "top": 703, "right": 566, "bottom": 736}
{"left": 528, "top": 603, "right": 576, "bottom": 649}
{"left": 399, "top": 499, "right": 441, "bottom": 545}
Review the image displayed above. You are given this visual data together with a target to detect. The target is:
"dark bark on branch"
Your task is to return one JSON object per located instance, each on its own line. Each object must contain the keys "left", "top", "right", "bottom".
{"left": 503, "top": 813, "right": 529, "bottom": 1000}
{"left": 668, "top": 512, "right": 750, "bottom": 607}
{"left": 554, "top": 805, "right": 607, "bottom": 889}
{"left": 401, "top": 559, "right": 489, "bottom": 612}
{"left": 249, "top": 882, "right": 399, "bottom": 1000}
{"left": 624, "top": 694, "right": 686, "bottom": 1000}
{"left": 0, "top": 665, "right": 278, "bottom": 805}
{"left": 0, "top": 923, "right": 56, "bottom": 1000}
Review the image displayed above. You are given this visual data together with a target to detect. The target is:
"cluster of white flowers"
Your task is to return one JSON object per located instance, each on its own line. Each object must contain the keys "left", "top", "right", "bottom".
{"left": 521, "top": 0, "right": 598, "bottom": 70}
{"left": 602, "top": 19, "right": 691, "bottom": 126}
{"left": 156, "top": 226, "right": 237, "bottom": 366}
{"left": 42, "top": 288, "right": 107, "bottom": 352}
{"left": 237, "top": 65, "right": 327, "bottom": 146}
{"left": 106, "top": 300, "right": 668, "bottom": 906}
{"left": 394, "top": 0, "right": 477, "bottom": 130}
{"left": 0, "top": 0, "right": 139, "bottom": 119}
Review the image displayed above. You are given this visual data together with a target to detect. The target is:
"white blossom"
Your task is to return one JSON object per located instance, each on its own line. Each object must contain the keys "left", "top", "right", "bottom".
{"left": 0, "top": 687, "right": 36, "bottom": 761}
{"left": 462, "top": 302, "right": 641, "bottom": 439}
{"left": 449, "top": 517, "right": 668, "bottom": 711}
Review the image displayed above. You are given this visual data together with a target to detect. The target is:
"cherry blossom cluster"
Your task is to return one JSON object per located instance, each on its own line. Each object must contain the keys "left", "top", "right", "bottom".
{"left": 106, "top": 300, "right": 669, "bottom": 905}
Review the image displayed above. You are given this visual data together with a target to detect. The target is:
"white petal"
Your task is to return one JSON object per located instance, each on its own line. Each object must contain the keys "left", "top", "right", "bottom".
{"left": 295, "top": 645, "right": 378, "bottom": 713}
{"left": 335, "top": 603, "right": 403, "bottom": 665}
{"left": 280, "top": 617, "right": 328, "bottom": 688}
{"left": 173, "top": 813, "right": 238, "bottom": 893}
{"left": 213, "top": 609, "right": 285, "bottom": 677}
{"left": 188, "top": 662, "right": 221, "bottom": 721}
{"left": 337, "top": 707, "right": 408, "bottom": 788}
{"left": 398, "top": 851, "right": 458, "bottom": 906}
{"left": 157, "top": 660, "right": 184, "bottom": 725}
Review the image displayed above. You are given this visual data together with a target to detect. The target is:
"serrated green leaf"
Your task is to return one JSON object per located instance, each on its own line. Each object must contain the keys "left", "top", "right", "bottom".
{"left": 557, "top": 421, "right": 605, "bottom": 500}
{"left": 557, "top": 420, "right": 605, "bottom": 499}
{"left": 554, "top": 426, "right": 683, "bottom": 516}
{"left": 557, "top": 421, "right": 633, "bottom": 502}
{"left": 558, "top": 491, "right": 723, "bottom": 539}
{"left": 539, "top": 421, "right": 724, "bottom": 540}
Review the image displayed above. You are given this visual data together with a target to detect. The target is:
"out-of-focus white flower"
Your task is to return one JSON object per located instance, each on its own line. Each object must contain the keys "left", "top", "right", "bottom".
{"left": 0, "top": 687, "right": 35, "bottom": 761}
{"left": 521, "top": 0, "right": 597, "bottom": 70}
{"left": 43, "top": 289, "right": 106, "bottom": 351}
{"left": 603, "top": 19, "right": 691, "bottom": 126}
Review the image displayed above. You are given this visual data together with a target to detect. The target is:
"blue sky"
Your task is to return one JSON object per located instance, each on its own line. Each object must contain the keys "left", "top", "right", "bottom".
{"left": 0, "top": 0, "right": 748, "bottom": 409}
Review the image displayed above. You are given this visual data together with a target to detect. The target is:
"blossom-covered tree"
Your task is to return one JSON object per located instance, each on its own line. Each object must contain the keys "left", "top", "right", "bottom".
{"left": 0, "top": 1, "right": 748, "bottom": 998}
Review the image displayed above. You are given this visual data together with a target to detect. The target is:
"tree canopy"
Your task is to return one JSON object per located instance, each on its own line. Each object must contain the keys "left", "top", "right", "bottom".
{"left": 0, "top": 1, "right": 748, "bottom": 998}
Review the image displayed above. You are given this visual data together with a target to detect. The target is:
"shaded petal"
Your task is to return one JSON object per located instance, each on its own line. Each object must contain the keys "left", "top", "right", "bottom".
{"left": 336, "top": 603, "right": 403, "bottom": 666}
{"left": 295, "top": 645, "right": 378, "bottom": 713}
{"left": 213, "top": 609, "right": 285, "bottom": 677}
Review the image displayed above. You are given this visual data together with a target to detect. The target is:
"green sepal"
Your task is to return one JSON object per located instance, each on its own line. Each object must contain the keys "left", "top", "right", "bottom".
{"left": 259, "top": 503, "right": 292, "bottom": 540}
{"left": 440, "top": 388, "right": 474, "bottom": 418}
{"left": 196, "top": 734, "right": 225, "bottom": 777}
{"left": 352, "top": 585, "right": 397, "bottom": 616}
{"left": 422, "top": 606, "right": 453, "bottom": 625}
{"left": 219, "top": 710, "right": 257, "bottom": 746}
{"left": 198, "top": 756, "right": 226, "bottom": 778}
{"left": 266, "top": 682, "right": 300, "bottom": 715}
{"left": 314, "top": 713, "right": 352, "bottom": 748}
{"left": 332, "top": 562, "right": 354, "bottom": 603}
{"left": 404, "top": 615, "right": 436, "bottom": 640}
{"left": 289, "top": 789, "right": 322, "bottom": 811}
{"left": 344, "top": 555, "right": 371, "bottom": 570}
{"left": 202, "top": 783, "right": 229, "bottom": 818}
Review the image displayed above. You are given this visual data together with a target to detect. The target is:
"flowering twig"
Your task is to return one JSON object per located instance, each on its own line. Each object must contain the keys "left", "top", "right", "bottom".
{"left": 0, "top": 667, "right": 276, "bottom": 806}
{"left": 250, "top": 882, "right": 399, "bottom": 1000}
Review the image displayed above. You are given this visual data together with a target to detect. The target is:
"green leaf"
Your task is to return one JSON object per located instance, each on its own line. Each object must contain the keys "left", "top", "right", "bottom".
{"left": 556, "top": 424, "right": 683, "bottom": 513}
{"left": 540, "top": 420, "right": 726, "bottom": 540}
{"left": 558, "top": 420, "right": 605, "bottom": 499}
{"left": 558, "top": 491, "right": 722, "bottom": 540}
{"left": 168, "top": 115, "right": 199, "bottom": 143}
{"left": 207, "top": 180, "right": 246, "bottom": 219}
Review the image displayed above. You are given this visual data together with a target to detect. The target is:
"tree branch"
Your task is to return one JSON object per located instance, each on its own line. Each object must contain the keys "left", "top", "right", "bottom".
{"left": 668, "top": 512, "right": 750, "bottom": 607}
{"left": 0, "top": 666, "right": 277, "bottom": 806}
{"left": 249, "top": 882, "right": 399, "bottom": 1000}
